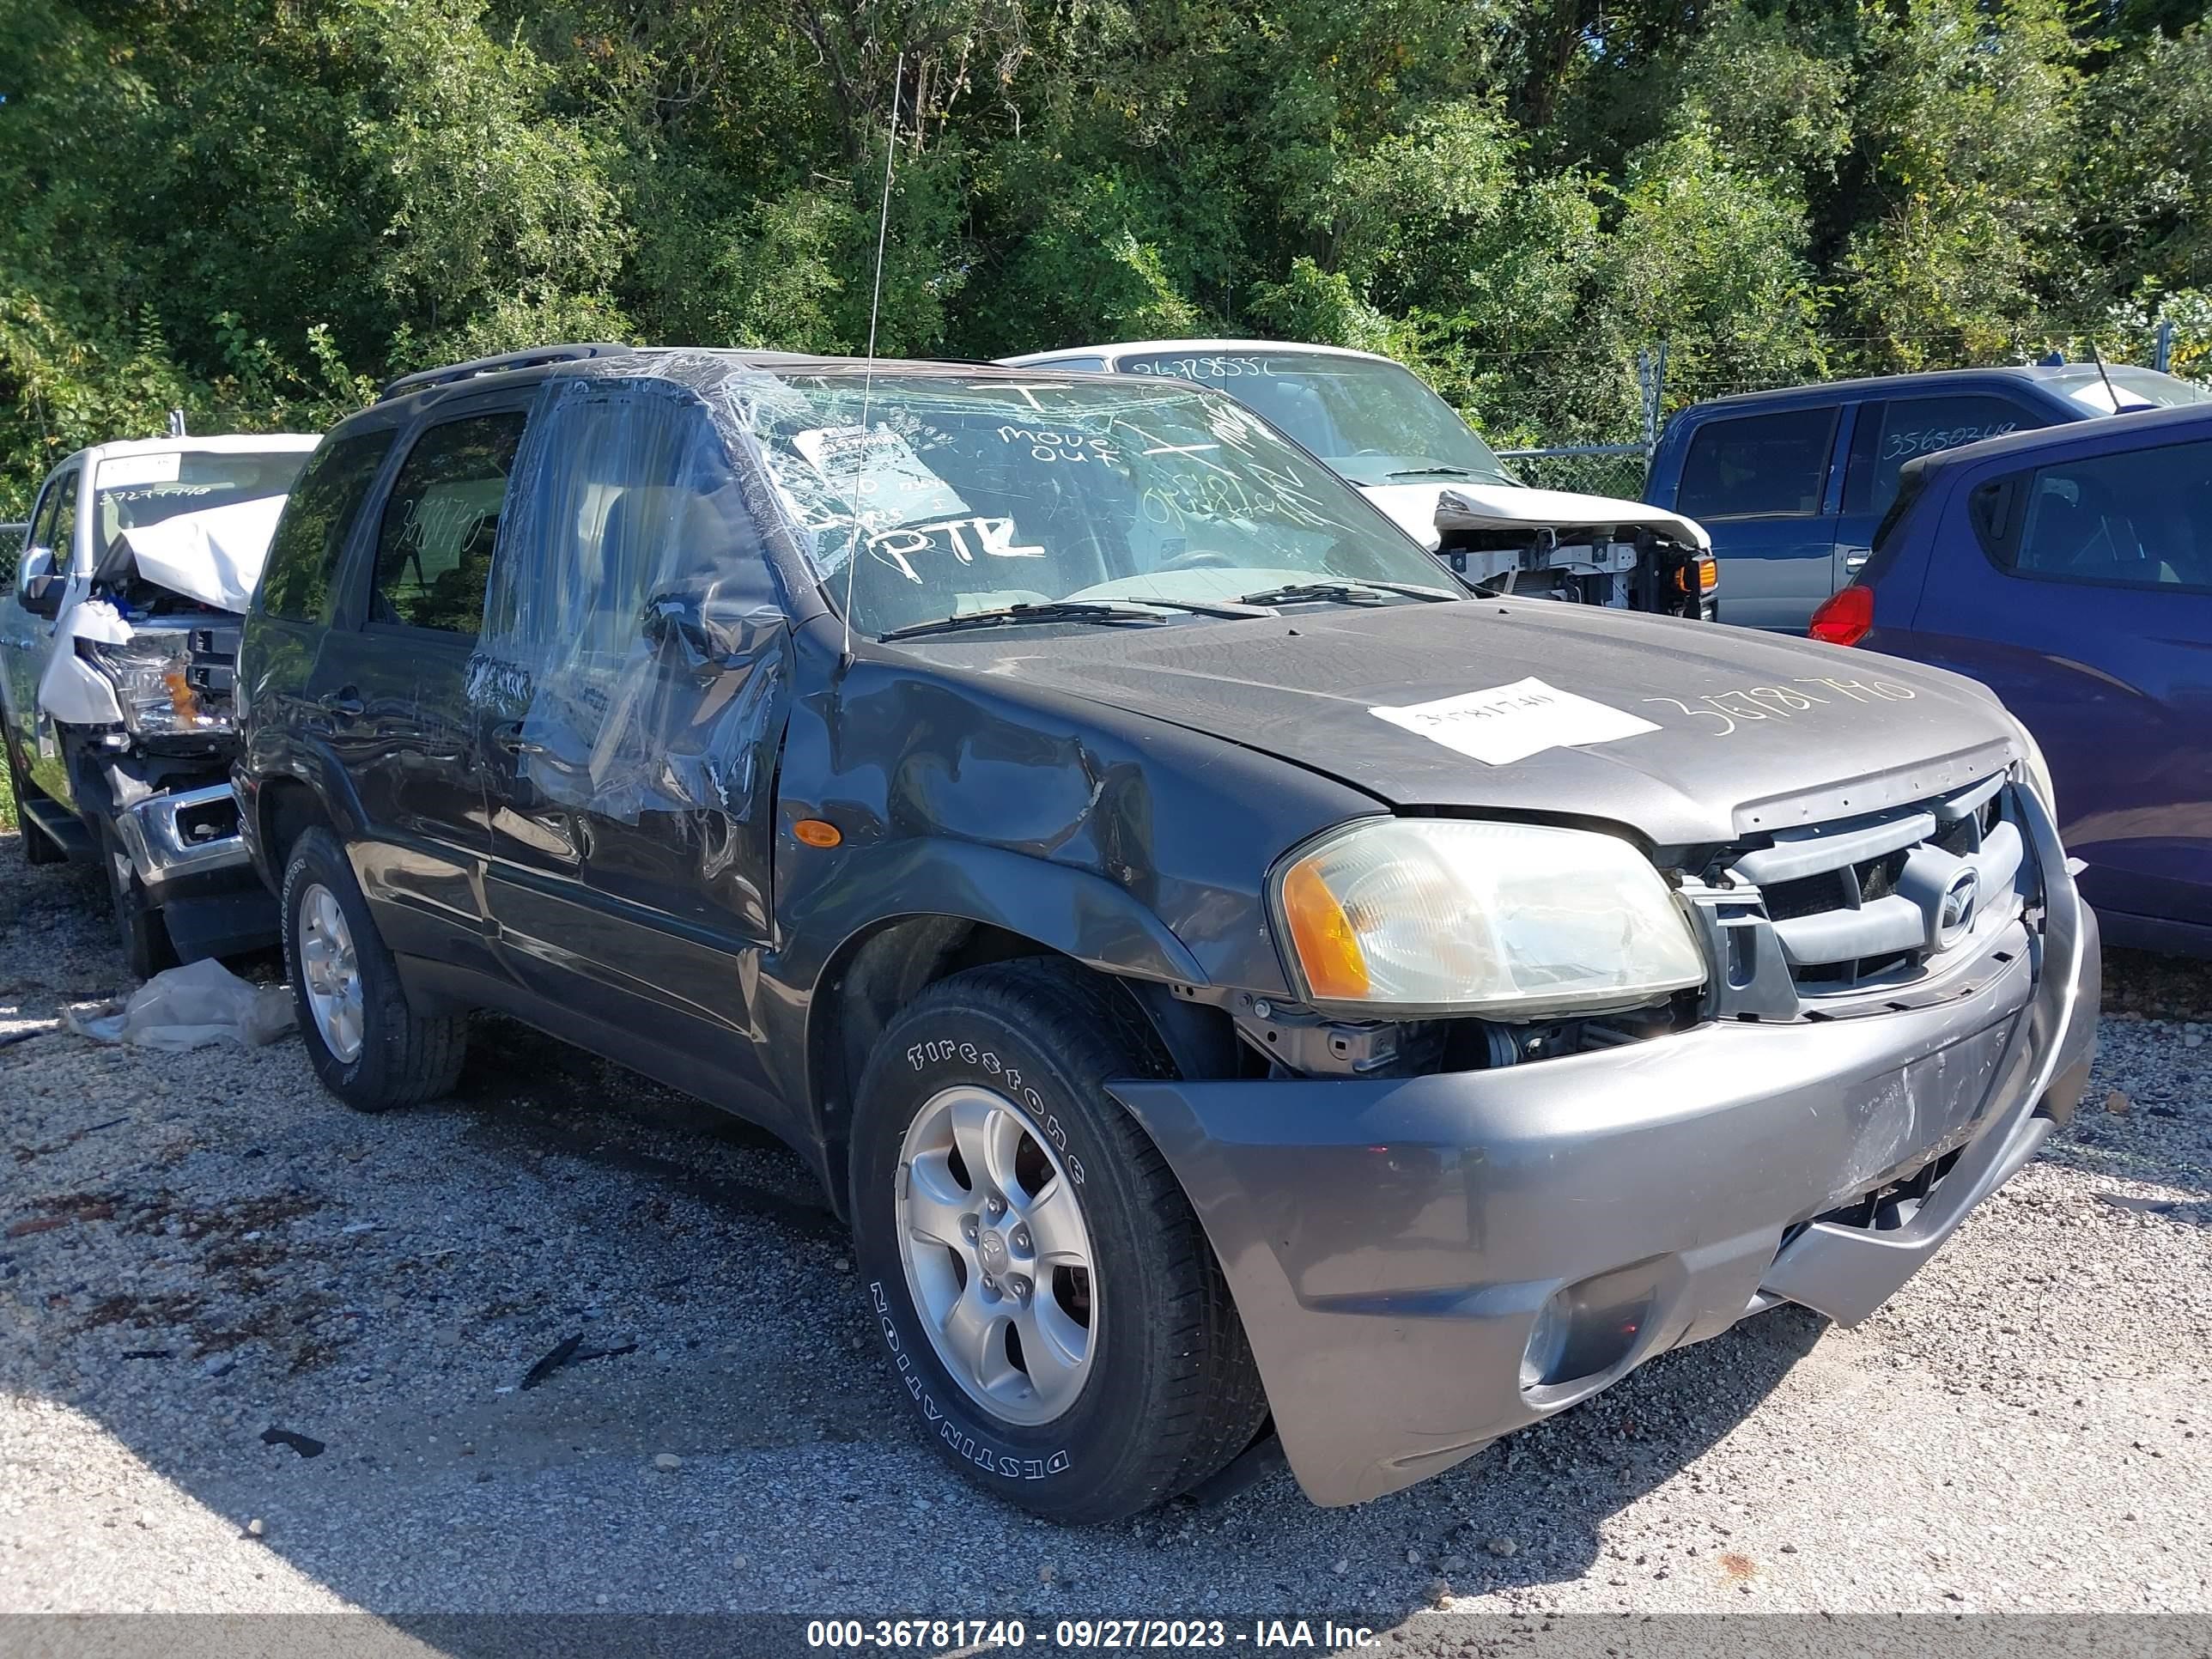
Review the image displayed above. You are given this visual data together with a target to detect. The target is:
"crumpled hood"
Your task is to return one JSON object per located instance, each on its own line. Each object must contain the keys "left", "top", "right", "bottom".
{"left": 918, "top": 601, "right": 2020, "bottom": 848}
{"left": 1361, "top": 480, "right": 1710, "bottom": 553}
{"left": 114, "top": 494, "right": 287, "bottom": 612}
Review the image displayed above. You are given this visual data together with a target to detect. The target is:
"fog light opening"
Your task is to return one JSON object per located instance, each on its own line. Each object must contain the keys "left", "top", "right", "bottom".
{"left": 1520, "top": 1293, "right": 1572, "bottom": 1392}
{"left": 1520, "top": 1273, "right": 1659, "bottom": 1395}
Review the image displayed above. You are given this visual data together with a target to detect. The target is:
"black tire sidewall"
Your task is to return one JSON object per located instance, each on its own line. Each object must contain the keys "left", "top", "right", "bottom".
{"left": 281, "top": 828, "right": 399, "bottom": 1109}
{"left": 99, "top": 821, "right": 173, "bottom": 979}
{"left": 850, "top": 984, "right": 1179, "bottom": 1520}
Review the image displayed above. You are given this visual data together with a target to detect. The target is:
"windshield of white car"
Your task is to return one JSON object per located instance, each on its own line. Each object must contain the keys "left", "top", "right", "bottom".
{"left": 2057, "top": 366, "right": 2212, "bottom": 416}
{"left": 1109, "top": 350, "right": 1518, "bottom": 489}
{"left": 94, "top": 451, "right": 312, "bottom": 544}
{"left": 743, "top": 371, "right": 1463, "bottom": 639}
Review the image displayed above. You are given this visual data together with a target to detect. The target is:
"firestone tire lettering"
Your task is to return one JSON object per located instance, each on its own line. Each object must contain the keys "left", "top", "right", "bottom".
{"left": 871, "top": 1280, "right": 1071, "bottom": 1480}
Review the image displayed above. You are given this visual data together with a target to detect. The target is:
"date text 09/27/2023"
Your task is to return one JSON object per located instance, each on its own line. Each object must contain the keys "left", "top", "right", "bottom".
{"left": 804, "top": 1618, "right": 1381, "bottom": 1650}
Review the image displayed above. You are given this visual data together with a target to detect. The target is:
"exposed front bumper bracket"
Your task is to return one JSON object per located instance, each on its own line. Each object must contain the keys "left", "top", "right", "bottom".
{"left": 114, "top": 782, "right": 253, "bottom": 886}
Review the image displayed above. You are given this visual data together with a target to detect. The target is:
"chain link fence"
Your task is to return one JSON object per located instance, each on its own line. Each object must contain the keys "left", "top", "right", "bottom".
{"left": 1495, "top": 445, "right": 1650, "bottom": 500}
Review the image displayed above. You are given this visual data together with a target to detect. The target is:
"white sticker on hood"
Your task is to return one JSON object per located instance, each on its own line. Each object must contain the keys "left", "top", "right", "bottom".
{"left": 96, "top": 453, "right": 182, "bottom": 489}
{"left": 1370, "top": 677, "right": 1660, "bottom": 766}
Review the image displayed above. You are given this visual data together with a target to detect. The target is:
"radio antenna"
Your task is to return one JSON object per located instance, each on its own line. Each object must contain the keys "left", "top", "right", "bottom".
{"left": 842, "top": 49, "right": 903, "bottom": 664}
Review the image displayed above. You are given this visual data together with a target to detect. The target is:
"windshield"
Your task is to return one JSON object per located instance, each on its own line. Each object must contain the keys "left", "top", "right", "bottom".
{"left": 94, "top": 449, "right": 312, "bottom": 545}
{"left": 744, "top": 372, "right": 1462, "bottom": 638}
{"left": 1110, "top": 349, "right": 1516, "bottom": 488}
{"left": 2057, "top": 368, "right": 2212, "bottom": 416}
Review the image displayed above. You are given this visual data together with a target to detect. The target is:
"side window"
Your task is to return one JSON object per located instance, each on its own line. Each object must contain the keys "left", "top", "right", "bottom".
{"left": 1844, "top": 395, "right": 2038, "bottom": 517}
{"left": 46, "top": 470, "right": 82, "bottom": 571}
{"left": 1675, "top": 408, "right": 1838, "bottom": 519}
{"left": 370, "top": 412, "right": 526, "bottom": 635}
{"left": 259, "top": 431, "right": 394, "bottom": 623}
{"left": 481, "top": 380, "right": 756, "bottom": 690}
{"left": 20, "top": 473, "right": 70, "bottom": 589}
{"left": 1970, "top": 436, "right": 2212, "bottom": 592}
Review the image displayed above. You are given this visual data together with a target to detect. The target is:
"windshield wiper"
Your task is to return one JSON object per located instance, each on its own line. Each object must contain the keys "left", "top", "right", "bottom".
{"left": 1234, "top": 580, "right": 1460, "bottom": 608}
{"left": 878, "top": 598, "right": 1261, "bottom": 642}
{"left": 1386, "top": 465, "right": 1487, "bottom": 481}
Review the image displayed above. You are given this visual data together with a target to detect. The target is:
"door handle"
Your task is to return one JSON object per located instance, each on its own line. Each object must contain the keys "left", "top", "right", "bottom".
{"left": 1842, "top": 549, "right": 1872, "bottom": 574}
{"left": 317, "top": 689, "right": 365, "bottom": 719}
{"left": 493, "top": 720, "right": 548, "bottom": 757}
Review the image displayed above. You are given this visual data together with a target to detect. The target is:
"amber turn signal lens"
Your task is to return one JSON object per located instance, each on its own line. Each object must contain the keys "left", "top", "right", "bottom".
{"left": 1279, "top": 859, "right": 1370, "bottom": 1000}
{"left": 163, "top": 669, "right": 204, "bottom": 726}
{"left": 793, "top": 818, "right": 843, "bottom": 848}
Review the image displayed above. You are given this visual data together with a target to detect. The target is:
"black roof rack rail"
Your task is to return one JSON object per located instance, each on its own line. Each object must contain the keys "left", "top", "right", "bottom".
{"left": 375, "top": 343, "right": 633, "bottom": 403}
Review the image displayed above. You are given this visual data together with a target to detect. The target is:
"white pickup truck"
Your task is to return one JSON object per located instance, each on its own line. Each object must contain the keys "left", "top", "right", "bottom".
{"left": 3, "top": 434, "right": 319, "bottom": 974}
{"left": 999, "top": 339, "right": 1716, "bottom": 617}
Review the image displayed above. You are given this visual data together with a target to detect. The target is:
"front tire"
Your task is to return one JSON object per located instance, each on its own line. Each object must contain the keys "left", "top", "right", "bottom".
{"left": 281, "top": 826, "right": 466, "bottom": 1111}
{"left": 850, "top": 960, "right": 1267, "bottom": 1522}
{"left": 100, "top": 820, "right": 176, "bottom": 981}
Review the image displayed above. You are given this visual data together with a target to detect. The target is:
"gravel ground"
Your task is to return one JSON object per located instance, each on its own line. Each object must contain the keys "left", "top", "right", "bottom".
{"left": 2, "top": 825, "right": 2209, "bottom": 1630}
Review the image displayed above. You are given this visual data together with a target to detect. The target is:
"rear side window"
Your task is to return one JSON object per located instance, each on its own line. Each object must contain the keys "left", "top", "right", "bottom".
{"left": 370, "top": 412, "right": 526, "bottom": 635}
{"left": 1674, "top": 408, "right": 1838, "bottom": 519}
{"left": 1843, "top": 395, "right": 2036, "bottom": 517}
{"left": 1970, "top": 436, "right": 2212, "bottom": 593}
{"left": 259, "top": 431, "right": 392, "bottom": 622}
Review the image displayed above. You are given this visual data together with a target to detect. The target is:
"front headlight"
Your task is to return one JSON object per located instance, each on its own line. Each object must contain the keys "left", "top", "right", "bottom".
{"left": 1269, "top": 817, "right": 1707, "bottom": 1016}
{"left": 80, "top": 629, "right": 226, "bottom": 738}
{"left": 2007, "top": 714, "right": 2056, "bottom": 822}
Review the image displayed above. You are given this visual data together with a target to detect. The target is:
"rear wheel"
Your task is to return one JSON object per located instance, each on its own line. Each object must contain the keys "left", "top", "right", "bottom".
{"left": 7, "top": 746, "right": 65, "bottom": 866}
{"left": 850, "top": 959, "right": 1267, "bottom": 1522}
{"left": 100, "top": 820, "right": 176, "bottom": 981}
{"left": 282, "top": 826, "right": 466, "bottom": 1111}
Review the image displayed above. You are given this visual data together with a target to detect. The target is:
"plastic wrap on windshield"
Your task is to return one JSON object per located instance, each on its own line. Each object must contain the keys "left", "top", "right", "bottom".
{"left": 469, "top": 373, "right": 793, "bottom": 828}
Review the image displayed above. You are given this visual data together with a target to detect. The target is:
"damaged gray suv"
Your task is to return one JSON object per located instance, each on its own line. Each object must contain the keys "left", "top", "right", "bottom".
{"left": 236, "top": 344, "right": 2099, "bottom": 1522}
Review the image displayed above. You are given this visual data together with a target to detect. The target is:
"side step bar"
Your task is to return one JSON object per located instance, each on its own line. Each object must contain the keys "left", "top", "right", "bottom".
{"left": 18, "top": 792, "right": 94, "bottom": 860}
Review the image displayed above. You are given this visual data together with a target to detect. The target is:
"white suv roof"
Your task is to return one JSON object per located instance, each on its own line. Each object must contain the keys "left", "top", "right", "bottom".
{"left": 50, "top": 432, "right": 323, "bottom": 478}
{"left": 1000, "top": 339, "right": 1395, "bottom": 369}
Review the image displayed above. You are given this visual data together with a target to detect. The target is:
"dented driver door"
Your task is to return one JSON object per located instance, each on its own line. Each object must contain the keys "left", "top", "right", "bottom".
{"left": 471, "top": 380, "right": 794, "bottom": 1111}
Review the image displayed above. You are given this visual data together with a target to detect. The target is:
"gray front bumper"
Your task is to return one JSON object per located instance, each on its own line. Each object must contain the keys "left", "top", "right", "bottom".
{"left": 1110, "top": 791, "right": 2098, "bottom": 1508}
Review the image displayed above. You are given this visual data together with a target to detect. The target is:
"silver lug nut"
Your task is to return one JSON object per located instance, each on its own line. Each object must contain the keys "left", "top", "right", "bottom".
{"left": 985, "top": 1194, "right": 1006, "bottom": 1219}
{"left": 981, "top": 1276, "right": 997, "bottom": 1293}
{"left": 1008, "top": 1275, "right": 1031, "bottom": 1303}
{"left": 1011, "top": 1225, "right": 1031, "bottom": 1252}
{"left": 962, "top": 1216, "right": 979, "bottom": 1241}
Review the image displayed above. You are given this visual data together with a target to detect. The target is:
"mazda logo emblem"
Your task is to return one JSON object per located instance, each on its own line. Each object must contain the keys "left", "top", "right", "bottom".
{"left": 1936, "top": 870, "right": 1980, "bottom": 948}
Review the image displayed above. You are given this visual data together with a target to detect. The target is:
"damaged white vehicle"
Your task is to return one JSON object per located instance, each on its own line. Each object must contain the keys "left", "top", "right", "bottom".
{"left": 2, "top": 434, "right": 319, "bottom": 974}
{"left": 1000, "top": 340, "right": 1717, "bottom": 618}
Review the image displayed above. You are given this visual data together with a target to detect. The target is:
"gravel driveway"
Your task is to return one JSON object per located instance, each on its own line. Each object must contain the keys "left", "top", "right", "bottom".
{"left": 3, "top": 826, "right": 2209, "bottom": 1631}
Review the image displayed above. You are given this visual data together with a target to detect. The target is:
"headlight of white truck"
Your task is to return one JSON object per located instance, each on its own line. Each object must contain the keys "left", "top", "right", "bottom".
{"left": 1270, "top": 817, "right": 1707, "bottom": 1016}
{"left": 79, "top": 628, "right": 228, "bottom": 738}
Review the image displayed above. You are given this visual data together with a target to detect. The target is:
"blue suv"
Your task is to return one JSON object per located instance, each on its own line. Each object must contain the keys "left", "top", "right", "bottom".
{"left": 1645, "top": 363, "right": 2209, "bottom": 631}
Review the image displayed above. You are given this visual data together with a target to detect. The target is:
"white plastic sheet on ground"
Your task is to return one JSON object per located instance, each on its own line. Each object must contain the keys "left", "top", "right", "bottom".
{"left": 65, "top": 958, "right": 295, "bottom": 1052}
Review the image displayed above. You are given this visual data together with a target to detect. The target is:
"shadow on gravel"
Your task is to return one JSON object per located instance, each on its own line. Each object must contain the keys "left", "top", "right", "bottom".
{"left": 0, "top": 829, "right": 1933, "bottom": 1629}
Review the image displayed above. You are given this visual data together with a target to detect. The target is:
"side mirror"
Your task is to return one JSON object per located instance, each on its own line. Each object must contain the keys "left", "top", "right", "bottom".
{"left": 639, "top": 583, "right": 781, "bottom": 665}
{"left": 17, "top": 548, "right": 63, "bottom": 619}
